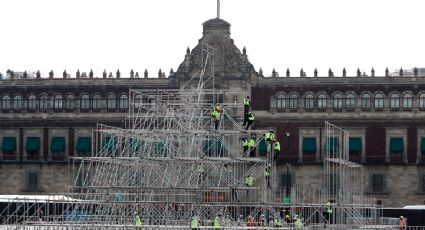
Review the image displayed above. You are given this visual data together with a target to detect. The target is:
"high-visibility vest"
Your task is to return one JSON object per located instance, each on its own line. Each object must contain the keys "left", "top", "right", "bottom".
{"left": 245, "top": 176, "right": 254, "bottom": 187}
{"left": 191, "top": 217, "right": 200, "bottom": 228}
{"left": 294, "top": 219, "right": 303, "bottom": 228}
{"left": 326, "top": 202, "right": 332, "bottom": 214}
{"left": 264, "top": 169, "right": 271, "bottom": 177}
{"left": 275, "top": 142, "right": 281, "bottom": 151}
{"left": 195, "top": 166, "right": 205, "bottom": 173}
{"left": 211, "top": 111, "right": 220, "bottom": 120}
{"left": 248, "top": 139, "right": 255, "bottom": 148}
{"left": 247, "top": 113, "right": 255, "bottom": 121}
{"left": 242, "top": 139, "right": 248, "bottom": 147}
{"left": 243, "top": 98, "right": 251, "bottom": 106}
{"left": 135, "top": 215, "right": 142, "bottom": 226}
{"left": 274, "top": 218, "right": 283, "bottom": 227}
{"left": 213, "top": 217, "right": 221, "bottom": 228}
{"left": 266, "top": 132, "right": 275, "bottom": 141}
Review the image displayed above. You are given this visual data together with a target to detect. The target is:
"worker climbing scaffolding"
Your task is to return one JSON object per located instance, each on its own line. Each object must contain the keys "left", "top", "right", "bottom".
{"left": 211, "top": 104, "right": 222, "bottom": 130}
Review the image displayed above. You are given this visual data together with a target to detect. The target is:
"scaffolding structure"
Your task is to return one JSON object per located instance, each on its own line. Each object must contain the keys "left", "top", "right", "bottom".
{"left": 0, "top": 44, "right": 385, "bottom": 229}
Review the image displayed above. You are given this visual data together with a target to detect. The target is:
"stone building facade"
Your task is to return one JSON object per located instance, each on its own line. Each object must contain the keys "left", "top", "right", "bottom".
{"left": 1, "top": 16, "right": 424, "bottom": 208}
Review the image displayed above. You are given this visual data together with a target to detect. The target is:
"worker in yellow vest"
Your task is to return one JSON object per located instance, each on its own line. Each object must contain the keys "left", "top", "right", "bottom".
{"left": 245, "top": 112, "right": 255, "bottom": 130}
{"left": 134, "top": 212, "right": 142, "bottom": 230}
{"left": 211, "top": 107, "right": 221, "bottom": 130}
{"left": 245, "top": 175, "right": 254, "bottom": 198}
{"left": 247, "top": 137, "right": 255, "bottom": 157}
{"left": 274, "top": 141, "right": 281, "bottom": 160}
{"left": 213, "top": 215, "right": 221, "bottom": 229}
{"left": 243, "top": 96, "right": 251, "bottom": 116}
{"left": 242, "top": 137, "right": 248, "bottom": 155}
{"left": 294, "top": 215, "right": 304, "bottom": 229}
{"left": 191, "top": 215, "right": 201, "bottom": 230}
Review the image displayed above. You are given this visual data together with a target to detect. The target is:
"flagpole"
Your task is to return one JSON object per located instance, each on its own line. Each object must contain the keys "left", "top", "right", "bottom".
{"left": 217, "top": 0, "right": 220, "bottom": 19}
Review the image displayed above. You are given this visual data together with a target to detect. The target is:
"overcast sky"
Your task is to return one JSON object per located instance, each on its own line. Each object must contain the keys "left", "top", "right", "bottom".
{"left": 0, "top": 0, "right": 423, "bottom": 77}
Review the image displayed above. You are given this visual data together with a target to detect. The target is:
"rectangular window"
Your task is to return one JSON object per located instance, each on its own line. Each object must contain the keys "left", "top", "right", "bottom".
{"left": 76, "top": 137, "right": 91, "bottom": 156}
{"left": 349, "top": 137, "right": 362, "bottom": 155}
{"left": 389, "top": 137, "right": 404, "bottom": 155}
{"left": 302, "top": 137, "right": 316, "bottom": 154}
{"left": 27, "top": 172, "right": 39, "bottom": 192}
{"left": 2, "top": 136, "right": 17, "bottom": 155}
{"left": 50, "top": 137, "right": 65, "bottom": 155}
{"left": 305, "top": 98, "right": 314, "bottom": 110}
{"left": 26, "top": 137, "right": 40, "bottom": 156}
{"left": 371, "top": 174, "right": 384, "bottom": 193}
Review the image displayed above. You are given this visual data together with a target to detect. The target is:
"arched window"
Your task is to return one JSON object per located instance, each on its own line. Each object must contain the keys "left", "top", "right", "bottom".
{"left": 390, "top": 94, "right": 400, "bottom": 109}
{"left": 333, "top": 93, "right": 343, "bottom": 110}
{"left": 276, "top": 94, "right": 286, "bottom": 109}
{"left": 419, "top": 93, "right": 425, "bottom": 110}
{"left": 65, "top": 95, "right": 75, "bottom": 110}
{"left": 403, "top": 93, "right": 412, "bottom": 109}
{"left": 107, "top": 94, "right": 117, "bottom": 109}
{"left": 80, "top": 94, "right": 90, "bottom": 109}
{"left": 2, "top": 95, "right": 11, "bottom": 110}
{"left": 304, "top": 94, "right": 314, "bottom": 110}
{"left": 361, "top": 94, "right": 371, "bottom": 110}
{"left": 39, "top": 95, "right": 49, "bottom": 110}
{"left": 54, "top": 95, "right": 64, "bottom": 110}
{"left": 289, "top": 94, "right": 298, "bottom": 109}
{"left": 135, "top": 95, "right": 143, "bottom": 108}
{"left": 28, "top": 95, "right": 37, "bottom": 110}
{"left": 119, "top": 95, "right": 129, "bottom": 109}
{"left": 346, "top": 93, "right": 355, "bottom": 110}
{"left": 13, "top": 95, "right": 23, "bottom": 110}
{"left": 317, "top": 93, "right": 327, "bottom": 109}
{"left": 374, "top": 93, "right": 384, "bottom": 110}
{"left": 92, "top": 94, "right": 102, "bottom": 109}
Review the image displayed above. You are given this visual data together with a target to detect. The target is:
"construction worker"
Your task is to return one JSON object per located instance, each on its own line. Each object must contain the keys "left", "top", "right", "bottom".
{"left": 285, "top": 214, "right": 291, "bottom": 224}
{"left": 245, "top": 175, "right": 254, "bottom": 199}
{"left": 274, "top": 217, "right": 283, "bottom": 228}
{"left": 243, "top": 95, "right": 251, "bottom": 116}
{"left": 237, "top": 215, "right": 245, "bottom": 227}
{"left": 265, "top": 130, "right": 276, "bottom": 142}
{"left": 213, "top": 215, "right": 221, "bottom": 229}
{"left": 248, "top": 137, "right": 255, "bottom": 157}
{"left": 242, "top": 137, "right": 248, "bottom": 155}
{"left": 294, "top": 215, "right": 304, "bottom": 229}
{"left": 245, "top": 112, "right": 255, "bottom": 130}
{"left": 191, "top": 215, "right": 201, "bottom": 230}
{"left": 195, "top": 163, "right": 205, "bottom": 186}
{"left": 274, "top": 140, "right": 281, "bottom": 160}
{"left": 134, "top": 212, "right": 142, "bottom": 230}
{"left": 247, "top": 215, "right": 255, "bottom": 228}
{"left": 324, "top": 201, "right": 332, "bottom": 224}
{"left": 264, "top": 164, "right": 271, "bottom": 189}
{"left": 258, "top": 214, "right": 266, "bottom": 227}
{"left": 211, "top": 104, "right": 221, "bottom": 130}
{"left": 400, "top": 216, "right": 406, "bottom": 229}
